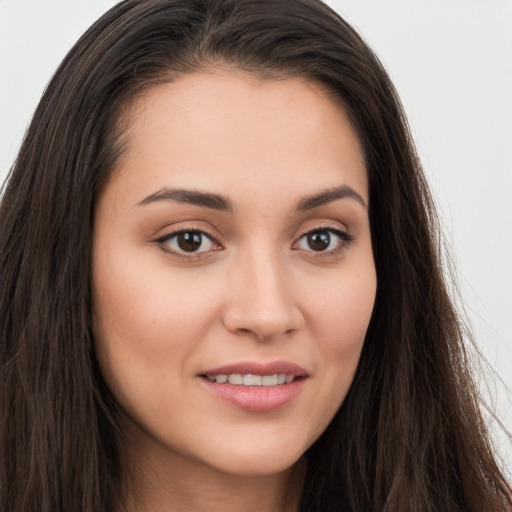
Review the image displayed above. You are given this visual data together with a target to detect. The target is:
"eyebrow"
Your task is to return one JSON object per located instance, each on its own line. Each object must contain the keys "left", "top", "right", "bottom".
{"left": 296, "top": 185, "right": 367, "bottom": 211}
{"left": 137, "top": 188, "right": 234, "bottom": 212}
{"left": 137, "top": 184, "right": 367, "bottom": 212}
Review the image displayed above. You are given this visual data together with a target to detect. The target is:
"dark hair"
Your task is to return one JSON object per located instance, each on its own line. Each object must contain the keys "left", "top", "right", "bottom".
{"left": 1, "top": 1, "right": 510, "bottom": 510}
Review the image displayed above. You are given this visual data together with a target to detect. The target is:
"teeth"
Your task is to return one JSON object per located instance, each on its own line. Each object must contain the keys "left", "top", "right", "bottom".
{"left": 262, "top": 375, "right": 278, "bottom": 386}
{"left": 228, "top": 374, "right": 243, "bottom": 385}
{"left": 243, "top": 374, "right": 262, "bottom": 386}
{"left": 206, "top": 373, "right": 296, "bottom": 386}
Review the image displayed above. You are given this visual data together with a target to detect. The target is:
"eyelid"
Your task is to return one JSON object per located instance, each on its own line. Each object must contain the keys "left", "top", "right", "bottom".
{"left": 152, "top": 221, "right": 354, "bottom": 260}
{"left": 154, "top": 225, "right": 222, "bottom": 259}
{"left": 294, "top": 221, "right": 351, "bottom": 240}
{"left": 292, "top": 223, "right": 354, "bottom": 253}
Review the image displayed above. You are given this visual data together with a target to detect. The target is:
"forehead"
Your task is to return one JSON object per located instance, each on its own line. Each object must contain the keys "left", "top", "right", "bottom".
{"left": 106, "top": 71, "right": 368, "bottom": 209}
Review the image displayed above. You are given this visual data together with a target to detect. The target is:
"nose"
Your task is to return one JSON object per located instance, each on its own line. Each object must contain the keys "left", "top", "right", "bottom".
{"left": 222, "top": 247, "right": 305, "bottom": 341}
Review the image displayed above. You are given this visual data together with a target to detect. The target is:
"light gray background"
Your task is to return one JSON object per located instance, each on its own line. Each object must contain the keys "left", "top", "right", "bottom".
{"left": 1, "top": 1, "right": 511, "bottom": 472}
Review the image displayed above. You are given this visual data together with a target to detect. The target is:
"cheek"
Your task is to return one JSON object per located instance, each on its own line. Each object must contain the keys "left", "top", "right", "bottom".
{"left": 93, "top": 242, "right": 214, "bottom": 348}
{"left": 91, "top": 245, "right": 221, "bottom": 405}
{"left": 303, "top": 262, "right": 376, "bottom": 418}
{"left": 308, "top": 264, "right": 376, "bottom": 348}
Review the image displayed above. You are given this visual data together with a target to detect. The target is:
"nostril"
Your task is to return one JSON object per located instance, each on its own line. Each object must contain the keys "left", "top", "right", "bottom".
{"left": 222, "top": 293, "right": 305, "bottom": 340}
{"left": 236, "top": 328, "right": 265, "bottom": 342}
{"left": 233, "top": 327, "right": 297, "bottom": 342}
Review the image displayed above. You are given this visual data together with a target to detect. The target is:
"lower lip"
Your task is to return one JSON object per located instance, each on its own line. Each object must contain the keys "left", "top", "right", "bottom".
{"left": 200, "top": 378, "right": 306, "bottom": 412}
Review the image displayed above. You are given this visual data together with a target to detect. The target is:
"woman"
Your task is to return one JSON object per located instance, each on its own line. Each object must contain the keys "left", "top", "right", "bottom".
{"left": 0, "top": 0, "right": 510, "bottom": 510}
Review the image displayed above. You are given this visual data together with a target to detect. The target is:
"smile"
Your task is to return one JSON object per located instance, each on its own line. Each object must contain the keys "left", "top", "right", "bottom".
{"left": 205, "top": 374, "right": 296, "bottom": 386}
{"left": 200, "top": 361, "right": 308, "bottom": 411}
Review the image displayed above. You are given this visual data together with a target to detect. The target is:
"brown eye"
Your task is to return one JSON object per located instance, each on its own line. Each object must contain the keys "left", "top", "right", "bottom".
{"left": 160, "top": 230, "right": 217, "bottom": 255}
{"left": 177, "top": 232, "right": 202, "bottom": 252}
{"left": 296, "top": 228, "right": 353, "bottom": 254}
{"left": 307, "top": 231, "right": 331, "bottom": 251}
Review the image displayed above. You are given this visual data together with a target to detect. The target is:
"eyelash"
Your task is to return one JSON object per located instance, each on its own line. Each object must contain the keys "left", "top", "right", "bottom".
{"left": 155, "top": 226, "right": 220, "bottom": 260}
{"left": 293, "top": 224, "right": 355, "bottom": 257}
{"left": 155, "top": 224, "right": 354, "bottom": 260}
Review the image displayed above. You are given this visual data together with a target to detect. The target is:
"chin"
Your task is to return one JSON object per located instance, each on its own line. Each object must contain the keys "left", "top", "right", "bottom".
{"left": 218, "top": 452, "right": 302, "bottom": 477}
{"left": 195, "top": 431, "right": 311, "bottom": 478}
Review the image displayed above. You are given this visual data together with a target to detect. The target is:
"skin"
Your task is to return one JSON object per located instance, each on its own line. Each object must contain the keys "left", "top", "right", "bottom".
{"left": 92, "top": 70, "right": 377, "bottom": 512}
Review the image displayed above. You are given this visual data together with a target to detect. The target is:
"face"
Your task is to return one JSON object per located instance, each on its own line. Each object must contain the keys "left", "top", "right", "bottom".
{"left": 92, "top": 71, "right": 376, "bottom": 479}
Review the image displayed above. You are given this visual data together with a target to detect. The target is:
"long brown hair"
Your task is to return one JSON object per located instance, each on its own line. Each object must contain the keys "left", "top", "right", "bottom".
{"left": 1, "top": 1, "right": 510, "bottom": 510}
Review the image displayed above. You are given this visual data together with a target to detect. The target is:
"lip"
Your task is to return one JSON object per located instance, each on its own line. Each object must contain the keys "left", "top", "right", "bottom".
{"left": 198, "top": 360, "right": 308, "bottom": 412}
{"left": 202, "top": 361, "right": 308, "bottom": 377}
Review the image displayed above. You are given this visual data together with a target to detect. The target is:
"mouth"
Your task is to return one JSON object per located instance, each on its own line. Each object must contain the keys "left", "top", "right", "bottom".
{"left": 199, "top": 361, "right": 308, "bottom": 411}
{"left": 203, "top": 373, "right": 299, "bottom": 386}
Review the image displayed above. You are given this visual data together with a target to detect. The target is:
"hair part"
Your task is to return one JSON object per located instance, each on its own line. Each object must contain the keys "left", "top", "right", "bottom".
{"left": 1, "top": 1, "right": 510, "bottom": 510}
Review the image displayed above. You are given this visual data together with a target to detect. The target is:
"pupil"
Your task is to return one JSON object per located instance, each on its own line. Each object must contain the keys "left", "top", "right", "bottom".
{"left": 308, "top": 231, "right": 330, "bottom": 251}
{"left": 177, "top": 232, "right": 202, "bottom": 252}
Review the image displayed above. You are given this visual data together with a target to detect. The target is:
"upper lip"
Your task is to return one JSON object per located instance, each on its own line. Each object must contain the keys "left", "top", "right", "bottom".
{"left": 201, "top": 361, "right": 308, "bottom": 377}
